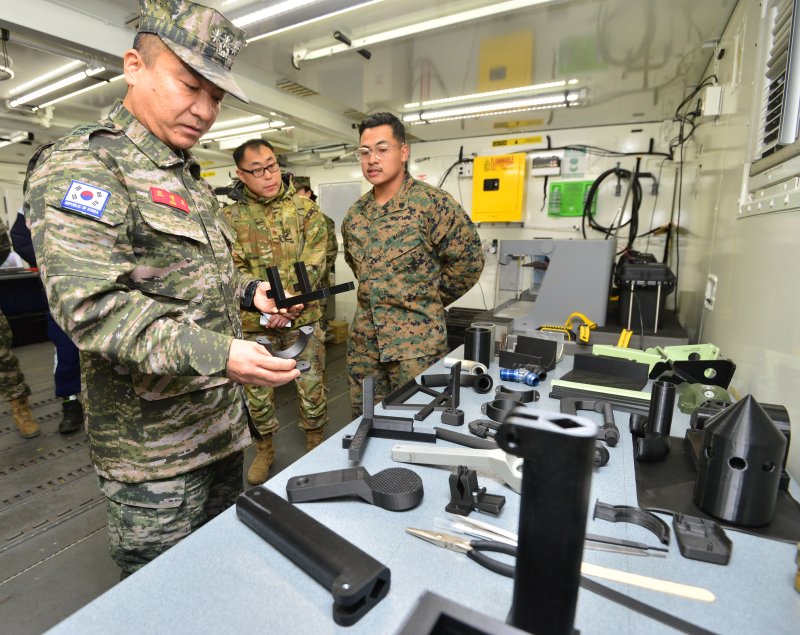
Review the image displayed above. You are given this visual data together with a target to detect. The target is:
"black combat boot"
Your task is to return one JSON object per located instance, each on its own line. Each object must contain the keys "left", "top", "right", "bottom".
{"left": 58, "top": 396, "right": 84, "bottom": 434}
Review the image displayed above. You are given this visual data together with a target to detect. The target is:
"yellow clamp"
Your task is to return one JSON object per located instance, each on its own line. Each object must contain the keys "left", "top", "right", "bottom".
{"left": 617, "top": 329, "right": 633, "bottom": 348}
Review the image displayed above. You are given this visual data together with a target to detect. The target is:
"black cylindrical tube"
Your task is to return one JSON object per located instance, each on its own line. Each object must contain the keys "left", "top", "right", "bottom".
{"left": 464, "top": 326, "right": 491, "bottom": 367}
{"left": 495, "top": 410, "right": 596, "bottom": 635}
{"left": 648, "top": 380, "right": 675, "bottom": 436}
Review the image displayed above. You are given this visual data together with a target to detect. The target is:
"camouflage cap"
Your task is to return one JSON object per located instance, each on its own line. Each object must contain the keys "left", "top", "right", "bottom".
{"left": 138, "top": 0, "right": 249, "bottom": 103}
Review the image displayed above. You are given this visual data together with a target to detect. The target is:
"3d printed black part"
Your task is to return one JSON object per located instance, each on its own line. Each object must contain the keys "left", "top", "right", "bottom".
{"left": 594, "top": 442, "right": 610, "bottom": 468}
{"left": 421, "top": 372, "right": 494, "bottom": 394}
{"left": 445, "top": 466, "right": 506, "bottom": 516}
{"left": 236, "top": 487, "right": 390, "bottom": 626}
{"left": 342, "top": 377, "right": 436, "bottom": 462}
{"left": 382, "top": 363, "right": 461, "bottom": 421}
{"left": 495, "top": 408, "right": 597, "bottom": 635}
{"left": 694, "top": 395, "right": 787, "bottom": 527}
{"left": 560, "top": 354, "right": 649, "bottom": 391}
{"left": 256, "top": 324, "right": 314, "bottom": 359}
{"left": 440, "top": 408, "right": 465, "bottom": 426}
{"left": 673, "top": 513, "right": 732, "bottom": 565}
{"left": 481, "top": 398, "right": 525, "bottom": 422}
{"left": 435, "top": 426, "right": 497, "bottom": 450}
{"left": 559, "top": 398, "right": 620, "bottom": 447}
{"left": 467, "top": 419, "right": 499, "bottom": 439}
{"left": 633, "top": 380, "right": 676, "bottom": 462}
{"left": 464, "top": 326, "right": 492, "bottom": 366}
{"left": 265, "top": 261, "right": 355, "bottom": 309}
{"left": 286, "top": 466, "right": 423, "bottom": 511}
{"left": 593, "top": 499, "right": 671, "bottom": 545}
{"left": 653, "top": 358, "right": 736, "bottom": 389}
{"left": 495, "top": 385, "right": 539, "bottom": 403}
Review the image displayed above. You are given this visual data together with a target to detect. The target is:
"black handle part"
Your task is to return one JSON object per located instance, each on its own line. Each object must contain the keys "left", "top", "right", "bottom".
{"left": 236, "top": 487, "right": 390, "bottom": 626}
{"left": 286, "top": 467, "right": 423, "bottom": 512}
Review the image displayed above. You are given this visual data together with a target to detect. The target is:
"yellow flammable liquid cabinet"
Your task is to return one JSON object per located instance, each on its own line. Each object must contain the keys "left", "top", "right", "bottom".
{"left": 471, "top": 153, "right": 526, "bottom": 223}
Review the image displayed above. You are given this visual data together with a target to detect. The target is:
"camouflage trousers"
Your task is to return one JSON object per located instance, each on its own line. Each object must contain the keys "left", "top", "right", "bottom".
{"left": 99, "top": 451, "right": 243, "bottom": 575}
{"left": 347, "top": 344, "right": 446, "bottom": 419}
{"left": 0, "top": 311, "right": 31, "bottom": 403}
{"left": 244, "top": 321, "right": 327, "bottom": 437}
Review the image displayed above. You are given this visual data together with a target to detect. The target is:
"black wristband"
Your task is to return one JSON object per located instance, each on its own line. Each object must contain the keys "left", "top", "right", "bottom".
{"left": 241, "top": 280, "right": 263, "bottom": 312}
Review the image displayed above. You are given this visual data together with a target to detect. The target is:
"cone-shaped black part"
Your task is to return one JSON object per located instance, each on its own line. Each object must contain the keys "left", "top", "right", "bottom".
{"left": 693, "top": 395, "right": 787, "bottom": 526}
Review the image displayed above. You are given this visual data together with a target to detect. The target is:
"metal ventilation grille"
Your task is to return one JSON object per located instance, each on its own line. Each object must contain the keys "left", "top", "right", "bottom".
{"left": 757, "top": 0, "right": 800, "bottom": 159}
{"left": 276, "top": 79, "right": 317, "bottom": 97}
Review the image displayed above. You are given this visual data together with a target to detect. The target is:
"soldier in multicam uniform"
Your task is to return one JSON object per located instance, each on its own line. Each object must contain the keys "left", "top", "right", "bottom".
{"left": 25, "top": 0, "right": 301, "bottom": 576}
{"left": 222, "top": 141, "right": 329, "bottom": 485}
{"left": 0, "top": 216, "right": 41, "bottom": 438}
{"left": 342, "top": 112, "right": 484, "bottom": 416}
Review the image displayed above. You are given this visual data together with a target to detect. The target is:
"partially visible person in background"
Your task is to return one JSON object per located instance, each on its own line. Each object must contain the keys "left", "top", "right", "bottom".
{"left": 0, "top": 214, "right": 41, "bottom": 439}
{"left": 294, "top": 176, "right": 337, "bottom": 338}
{"left": 11, "top": 207, "right": 83, "bottom": 434}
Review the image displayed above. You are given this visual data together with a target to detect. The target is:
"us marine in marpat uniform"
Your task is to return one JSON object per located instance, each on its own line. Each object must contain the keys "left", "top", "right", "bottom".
{"left": 342, "top": 112, "right": 484, "bottom": 416}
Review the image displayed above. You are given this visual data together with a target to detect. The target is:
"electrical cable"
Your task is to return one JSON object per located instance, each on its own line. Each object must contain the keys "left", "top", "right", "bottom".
{"left": 581, "top": 165, "right": 643, "bottom": 252}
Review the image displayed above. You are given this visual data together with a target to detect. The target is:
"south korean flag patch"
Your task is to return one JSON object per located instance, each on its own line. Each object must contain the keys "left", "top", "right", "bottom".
{"left": 60, "top": 180, "right": 111, "bottom": 219}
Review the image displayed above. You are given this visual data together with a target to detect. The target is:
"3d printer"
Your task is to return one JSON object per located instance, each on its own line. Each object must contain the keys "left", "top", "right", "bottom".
{"left": 492, "top": 239, "right": 616, "bottom": 333}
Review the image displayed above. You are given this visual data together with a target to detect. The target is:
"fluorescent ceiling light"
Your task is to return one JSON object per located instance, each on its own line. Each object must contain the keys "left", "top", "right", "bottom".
{"left": 36, "top": 73, "right": 124, "bottom": 109}
{"left": 294, "top": 0, "right": 555, "bottom": 64}
{"left": 202, "top": 121, "right": 289, "bottom": 141}
{"left": 403, "top": 90, "right": 584, "bottom": 123}
{"left": 404, "top": 79, "right": 579, "bottom": 109}
{"left": 9, "top": 67, "right": 106, "bottom": 108}
{"left": 247, "top": 0, "right": 384, "bottom": 43}
{"left": 233, "top": 0, "right": 324, "bottom": 28}
{"left": 9, "top": 59, "right": 83, "bottom": 96}
{"left": 208, "top": 115, "right": 265, "bottom": 132}
{"left": 0, "top": 131, "right": 29, "bottom": 149}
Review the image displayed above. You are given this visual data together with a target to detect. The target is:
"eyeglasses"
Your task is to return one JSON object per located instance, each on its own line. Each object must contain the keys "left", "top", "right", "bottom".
{"left": 239, "top": 163, "right": 280, "bottom": 178}
{"left": 355, "top": 143, "right": 402, "bottom": 162}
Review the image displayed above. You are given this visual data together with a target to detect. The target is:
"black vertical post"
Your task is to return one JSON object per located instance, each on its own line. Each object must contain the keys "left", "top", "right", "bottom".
{"left": 495, "top": 410, "right": 596, "bottom": 635}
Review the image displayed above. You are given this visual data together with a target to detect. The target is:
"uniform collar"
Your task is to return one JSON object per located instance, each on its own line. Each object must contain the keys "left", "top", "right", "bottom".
{"left": 369, "top": 172, "right": 414, "bottom": 215}
{"left": 243, "top": 179, "right": 290, "bottom": 206}
{"left": 109, "top": 100, "right": 197, "bottom": 170}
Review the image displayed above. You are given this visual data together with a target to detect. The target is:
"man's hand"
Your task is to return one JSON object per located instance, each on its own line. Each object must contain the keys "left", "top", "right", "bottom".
{"left": 263, "top": 313, "right": 293, "bottom": 329}
{"left": 227, "top": 339, "right": 300, "bottom": 387}
{"left": 253, "top": 281, "right": 304, "bottom": 319}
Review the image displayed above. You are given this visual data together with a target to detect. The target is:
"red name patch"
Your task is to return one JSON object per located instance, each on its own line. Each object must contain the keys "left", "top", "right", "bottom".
{"left": 150, "top": 187, "right": 190, "bottom": 213}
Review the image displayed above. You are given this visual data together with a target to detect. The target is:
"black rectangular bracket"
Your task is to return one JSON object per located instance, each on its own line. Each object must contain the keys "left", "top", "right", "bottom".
{"left": 342, "top": 376, "right": 437, "bottom": 461}
{"left": 381, "top": 363, "right": 461, "bottom": 421}
{"left": 265, "top": 261, "right": 355, "bottom": 309}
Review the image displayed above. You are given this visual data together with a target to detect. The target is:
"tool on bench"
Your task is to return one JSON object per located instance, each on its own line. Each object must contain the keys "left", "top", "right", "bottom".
{"left": 445, "top": 466, "right": 506, "bottom": 516}
{"left": 236, "top": 487, "right": 390, "bottom": 626}
{"left": 405, "top": 529, "right": 716, "bottom": 633}
{"left": 434, "top": 513, "right": 667, "bottom": 557}
{"left": 538, "top": 311, "right": 597, "bottom": 344}
{"left": 286, "top": 466, "right": 424, "bottom": 511}
{"left": 382, "top": 362, "right": 461, "bottom": 421}
{"left": 559, "top": 397, "right": 620, "bottom": 446}
{"left": 391, "top": 444, "right": 523, "bottom": 493}
{"left": 342, "top": 377, "right": 436, "bottom": 461}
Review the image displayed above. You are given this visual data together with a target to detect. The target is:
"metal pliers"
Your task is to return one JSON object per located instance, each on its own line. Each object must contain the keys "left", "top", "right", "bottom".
{"left": 406, "top": 528, "right": 517, "bottom": 577}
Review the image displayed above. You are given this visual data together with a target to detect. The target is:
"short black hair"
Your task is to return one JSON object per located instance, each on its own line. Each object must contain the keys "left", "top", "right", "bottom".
{"left": 133, "top": 33, "right": 167, "bottom": 67}
{"left": 232, "top": 138, "right": 276, "bottom": 167}
{"left": 358, "top": 112, "right": 405, "bottom": 144}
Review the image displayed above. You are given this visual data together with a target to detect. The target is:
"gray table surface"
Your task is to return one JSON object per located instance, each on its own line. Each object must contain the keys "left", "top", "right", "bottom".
{"left": 48, "top": 351, "right": 800, "bottom": 634}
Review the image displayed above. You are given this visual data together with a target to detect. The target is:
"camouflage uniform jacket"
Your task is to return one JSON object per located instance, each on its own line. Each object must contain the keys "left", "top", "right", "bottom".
{"left": 342, "top": 173, "right": 484, "bottom": 361}
{"left": 222, "top": 182, "right": 328, "bottom": 332}
{"left": 25, "top": 102, "right": 256, "bottom": 483}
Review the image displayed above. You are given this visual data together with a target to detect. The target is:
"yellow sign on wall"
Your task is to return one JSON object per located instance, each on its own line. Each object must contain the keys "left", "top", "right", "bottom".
{"left": 472, "top": 154, "right": 526, "bottom": 223}
{"left": 478, "top": 32, "right": 534, "bottom": 92}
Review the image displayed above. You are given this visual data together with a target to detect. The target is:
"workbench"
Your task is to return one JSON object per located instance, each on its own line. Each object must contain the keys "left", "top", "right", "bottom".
{"left": 48, "top": 351, "right": 800, "bottom": 634}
